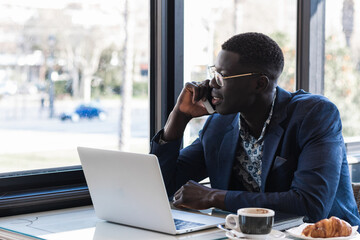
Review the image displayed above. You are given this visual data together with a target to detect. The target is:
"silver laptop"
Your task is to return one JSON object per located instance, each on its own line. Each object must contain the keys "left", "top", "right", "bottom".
{"left": 77, "top": 147, "right": 225, "bottom": 235}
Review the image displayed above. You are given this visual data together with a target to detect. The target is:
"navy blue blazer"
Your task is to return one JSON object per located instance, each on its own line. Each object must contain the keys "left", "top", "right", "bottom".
{"left": 150, "top": 87, "right": 360, "bottom": 226}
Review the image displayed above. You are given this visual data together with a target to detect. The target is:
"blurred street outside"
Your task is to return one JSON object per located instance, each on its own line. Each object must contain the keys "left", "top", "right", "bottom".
{"left": 0, "top": 96, "right": 149, "bottom": 172}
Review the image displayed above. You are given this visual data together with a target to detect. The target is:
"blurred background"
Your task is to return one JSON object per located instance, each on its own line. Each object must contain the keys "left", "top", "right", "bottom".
{"left": 0, "top": 0, "right": 359, "bottom": 174}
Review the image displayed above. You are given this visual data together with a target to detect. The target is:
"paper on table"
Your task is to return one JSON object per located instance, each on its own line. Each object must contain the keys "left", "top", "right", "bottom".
{"left": 0, "top": 227, "right": 44, "bottom": 240}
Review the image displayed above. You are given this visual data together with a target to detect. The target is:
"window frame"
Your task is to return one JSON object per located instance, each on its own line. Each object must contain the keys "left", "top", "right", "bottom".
{"left": 296, "top": 0, "right": 325, "bottom": 95}
{"left": 150, "top": 0, "right": 184, "bottom": 136}
{"left": 0, "top": 166, "right": 90, "bottom": 216}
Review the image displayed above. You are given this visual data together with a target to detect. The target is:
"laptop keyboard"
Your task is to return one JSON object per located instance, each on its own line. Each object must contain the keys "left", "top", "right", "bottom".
{"left": 174, "top": 218, "right": 205, "bottom": 230}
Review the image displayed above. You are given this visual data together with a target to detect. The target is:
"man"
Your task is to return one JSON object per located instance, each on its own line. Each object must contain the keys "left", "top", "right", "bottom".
{"left": 150, "top": 32, "right": 360, "bottom": 226}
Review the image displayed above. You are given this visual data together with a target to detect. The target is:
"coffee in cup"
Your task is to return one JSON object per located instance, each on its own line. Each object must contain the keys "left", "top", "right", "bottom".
{"left": 225, "top": 208, "right": 274, "bottom": 235}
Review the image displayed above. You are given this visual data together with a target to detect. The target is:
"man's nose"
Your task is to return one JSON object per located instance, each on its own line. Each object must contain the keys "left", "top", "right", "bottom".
{"left": 209, "top": 77, "right": 221, "bottom": 89}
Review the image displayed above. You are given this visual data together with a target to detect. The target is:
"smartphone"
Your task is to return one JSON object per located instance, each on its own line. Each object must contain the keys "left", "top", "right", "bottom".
{"left": 202, "top": 92, "right": 216, "bottom": 114}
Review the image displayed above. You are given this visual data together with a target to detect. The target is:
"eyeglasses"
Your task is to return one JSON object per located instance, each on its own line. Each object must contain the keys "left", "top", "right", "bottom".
{"left": 208, "top": 65, "right": 263, "bottom": 87}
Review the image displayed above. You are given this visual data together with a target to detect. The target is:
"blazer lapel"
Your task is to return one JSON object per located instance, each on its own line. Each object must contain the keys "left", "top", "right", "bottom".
{"left": 261, "top": 125, "right": 284, "bottom": 191}
{"left": 216, "top": 113, "right": 240, "bottom": 189}
{"left": 260, "top": 87, "right": 291, "bottom": 192}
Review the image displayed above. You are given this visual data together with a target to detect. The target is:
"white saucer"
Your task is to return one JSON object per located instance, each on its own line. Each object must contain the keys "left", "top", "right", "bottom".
{"left": 286, "top": 223, "right": 359, "bottom": 240}
{"left": 225, "top": 229, "right": 286, "bottom": 239}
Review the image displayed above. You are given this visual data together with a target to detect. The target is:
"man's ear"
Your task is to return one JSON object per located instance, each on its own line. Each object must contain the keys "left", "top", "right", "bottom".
{"left": 255, "top": 75, "right": 269, "bottom": 92}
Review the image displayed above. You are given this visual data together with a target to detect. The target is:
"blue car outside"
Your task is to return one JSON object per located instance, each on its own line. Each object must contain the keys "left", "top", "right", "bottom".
{"left": 60, "top": 104, "right": 107, "bottom": 122}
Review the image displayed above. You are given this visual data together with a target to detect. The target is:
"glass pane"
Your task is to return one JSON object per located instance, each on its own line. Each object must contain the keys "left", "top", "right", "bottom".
{"left": 324, "top": 0, "right": 360, "bottom": 139}
{"left": 0, "top": 0, "right": 149, "bottom": 173}
{"left": 183, "top": 0, "right": 297, "bottom": 146}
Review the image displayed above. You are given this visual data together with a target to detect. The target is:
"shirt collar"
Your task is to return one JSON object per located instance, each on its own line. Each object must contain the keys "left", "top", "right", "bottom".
{"left": 239, "top": 89, "right": 277, "bottom": 142}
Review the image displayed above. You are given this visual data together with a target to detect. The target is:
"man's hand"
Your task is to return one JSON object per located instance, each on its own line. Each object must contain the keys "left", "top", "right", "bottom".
{"left": 162, "top": 80, "right": 212, "bottom": 141}
{"left": 175, "top": 80, "right": 211, "bottom": 118}
{"left": 172, "top": 180, "right": 226, "bottom": 210}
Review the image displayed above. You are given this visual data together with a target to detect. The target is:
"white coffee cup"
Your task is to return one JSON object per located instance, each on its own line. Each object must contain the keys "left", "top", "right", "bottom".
{"left": 225, "top": 208, "right": 275, "bottom": 235}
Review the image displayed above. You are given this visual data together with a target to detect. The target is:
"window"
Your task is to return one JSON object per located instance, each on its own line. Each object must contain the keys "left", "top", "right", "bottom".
{"left": 0, "top": 0, "right": 335, "bottom": 216}
{"left": 0, "top": 0, "right": 149, "bottom": 173}
{"left": 0, "top": 0, "right": 149, "bottom": 215}
{"left": 324, "top": 0, "right": 360, "bottom": 139}
{"left": 324, "top": 0, "right": 360, "bottom": 181}
{"left": 183, "top": 0, "right": 297, "bottom": 146}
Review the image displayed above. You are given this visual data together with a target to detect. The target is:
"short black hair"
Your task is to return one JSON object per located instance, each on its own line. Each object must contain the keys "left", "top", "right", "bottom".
{"left": 221, "top": 32, "right": 284, "bottom": 81}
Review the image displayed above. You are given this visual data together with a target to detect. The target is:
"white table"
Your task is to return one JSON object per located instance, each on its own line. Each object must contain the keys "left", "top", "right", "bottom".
{"left": 0, "top": 206, "right": 229, "bottom": 240}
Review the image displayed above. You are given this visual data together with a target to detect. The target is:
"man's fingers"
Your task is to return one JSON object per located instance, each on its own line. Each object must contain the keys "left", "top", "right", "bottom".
{"left": 173, "top": 185, "right": 184, "bottom": 202}
{"left": 198, "top": 80, "right": 211, "bottom": 101}
{"left": 172, "top": 181, "right": 212, "bottom": 210}
{"left": 173, "top": 201, "right": 186, "bottom": 209}
{"left": 187, "top": 180, "right": 202, "bottom": 187}
{"left": 185, "top": 81, "right": 210, "bottom": 103}
{"left": 173, "top": 181, "right": 195, "bottom": 204}
{"left": 173, "top": 192, "right": 180, "bottom": 201}
{"left": 187, "top": 179, "right": 197, "bottom": 185}
{"left": 191, "top": 82, "right": 201, "bottom": 103}
{"left": 173, "top": 194, "right": 186, "bottom": 209}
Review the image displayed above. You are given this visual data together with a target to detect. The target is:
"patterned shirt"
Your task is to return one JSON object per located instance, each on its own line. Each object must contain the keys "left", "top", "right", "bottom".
{"left": 232, "top": 91, "right": 277, "bottom": 192}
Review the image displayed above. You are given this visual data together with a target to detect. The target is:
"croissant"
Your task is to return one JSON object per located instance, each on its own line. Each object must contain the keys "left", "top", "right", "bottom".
{"left": 301, "top": 216, "right": 352, "bottom": 238}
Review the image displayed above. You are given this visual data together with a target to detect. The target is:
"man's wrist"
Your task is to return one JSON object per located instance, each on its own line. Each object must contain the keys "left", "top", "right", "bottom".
{"left": 208, "top": 189, "right": 227, "bottom": 210}
{"left": 158, "top": 132, "right": 168, "bottom": 145}
{"left": 163, "top": 108, "right": 192, "bottom": 141}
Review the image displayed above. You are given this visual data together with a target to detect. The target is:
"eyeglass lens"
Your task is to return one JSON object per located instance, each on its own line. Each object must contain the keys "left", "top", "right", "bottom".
{"left": 214, "top": 71, "right": 224, "bottom": 86}
{"left": 208, "top": 66, "right": 224, "bottom": 86}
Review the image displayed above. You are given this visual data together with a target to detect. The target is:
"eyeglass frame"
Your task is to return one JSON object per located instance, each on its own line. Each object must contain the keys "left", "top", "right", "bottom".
{"left": 208, "top": 65, "right": 264, "bottom": 87}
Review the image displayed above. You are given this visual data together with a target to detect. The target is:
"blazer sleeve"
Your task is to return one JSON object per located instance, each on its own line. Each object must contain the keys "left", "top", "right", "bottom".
{"left": 150, "top": 127, "right": 209, "bottom": 197}
{"left": 224, "top": 100, "right": 345, "bottom": 222}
